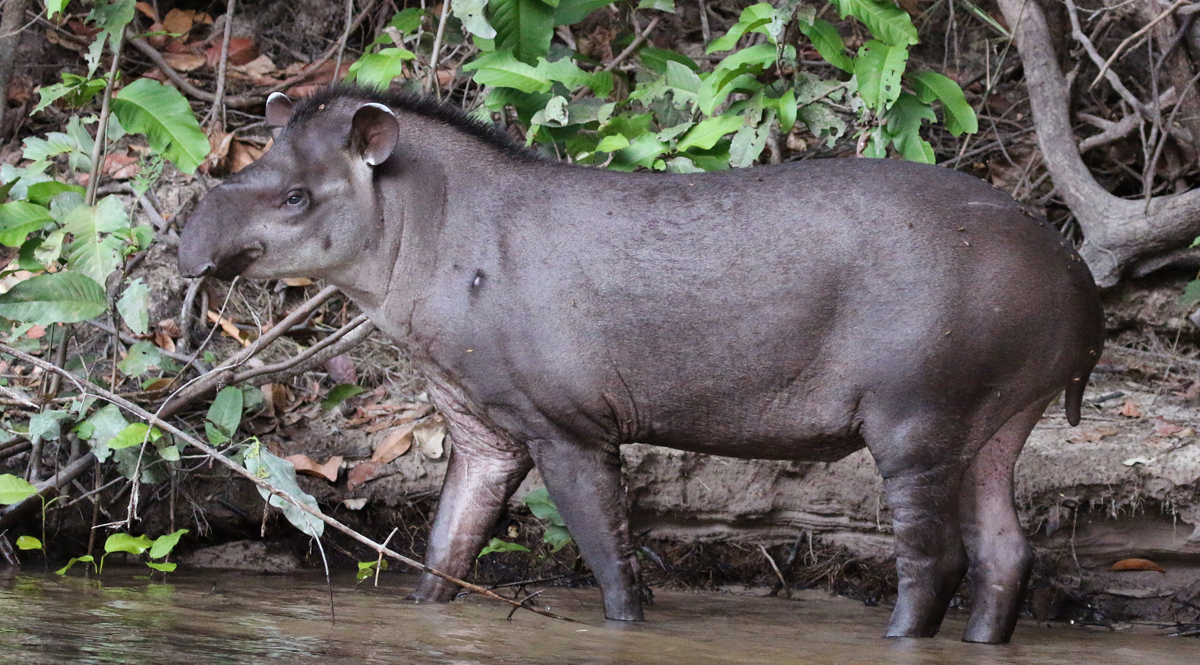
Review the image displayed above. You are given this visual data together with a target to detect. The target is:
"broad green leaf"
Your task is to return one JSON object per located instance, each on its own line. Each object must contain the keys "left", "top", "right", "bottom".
{"left": 463, "top": 50, "right": 552, "bottom": 93}
{"left": 637, "top": 0, "right": 675, "bottom": 11}
{"left": 29, "top": 409, "right": 70, "bottom": 444}
{"left": 453, "top": 0, "right": 496, "bottom": 38}
{"left": 108, "top": 423, "right": 162, "bottom": 450}
{"left": 912, "top": 71, "right": 978, "bottom": 136}
{"left": 146, "top": 561, "right": 177, "bottom": 572}
{"left": 61, "top": 193, "right": 129, "bottom": 237}
{"left": 666, "top": 60, "right": 703, "bottom": 95}
{"left": 56, "top": 555, "right": 94, "bottom": 575}
{"left": 1180, "top": 279, "right": 1200, "bottom": 307}
{"left": 884, "top": 93, "right": 937, "bottom": 163}
{"left": 677, "top": 115, "right": 746, "bottom": 152}
{"left": 78, "top": 404, "right": 130, "bottom": 462}
{"left": 66, "top": 235, "right": 123, "bottom": 286}
{"left": 0, "top": 177, "right": 17, "bottom": 202}
{"left": 33, "top": 73, "right": 107, "bottom": 114}
{"left": 729, "top": 109, "right": 774, "bottom": 168}
{"left": 707, "top": 3, "right": 775, "bottom": 53}
{"left": 117, "top": 278, "right": 150, "bottom": 335}
{"left": 639, "top": 47, "right": 699, "bottom": 74}
{"left": 105, "top": 532, "right": 153, "bottom": 555}
{"left": 523, "top": 487, "right": 565, "bottom": 525}
{"left": 799, "top": 103, "right": 847, "bottom": 147}
{"left": 206, "top": 386, "right": 244, "bottom": 444}
{"left": 244, "top": 439, "right": 325, "bottom": 537}
{"left": 797, "top": 18, "right": 853, "bottom": 72}
{"left": 553, "top": 0, "right": 613, "bottom": 25}
{"left": 118, "top": 341, "right": 163, "bottom": 377}
{"left": 537, "top": 57, "right": 611, "bottom": 96}
{"left": 616, "top": 134, "right": 667, "bottom": 169}
{"left": 46, "top": 0, "right": 68, "bottom": 19}
{"left": 698, "top": 43, "right": 776, "bottom": 114}
{"left": 489, "top": 0, "right": 555, "bottom": 64}
{"left": 543, "top": 524, "right": 572, "bottom": 552}
{"left": 112, "top": 78, "right": 210, "bottom": 174}
{"left": 149, "top": 528, "right": 189, "bottom": 559}
{"left": 478, "top": 537, "right": 531, "bottom": 557}
{"left": 0, "top": 201, "right": 53, "bottom": 247}
{"left": 347, "top": 48, "right": 416, "bottom": 89}
{"left": 85, "top": 0, "right": 136, "bottom": 77}
{"left": 596, "top": 134, "right": 631, "bottom": 152}
{"left": 21, "top": 132, "right": 77, "bottom": 165}
{"left": 357, "top": 559, "right": 386, "bottom": 581}
{"left": 830, "top": 0, "right": 918, "bottom": 47}
{"left": 321, "top": 384, "right": 366, "bottom": 410}
{"left": 855, "top": 40, "right": 908, "bottom": 113}
{"left": 26, "top": 181, "right": 85, "bottom": 206}
{"left": 16, "top": 535, "right": 42, "bottom": 550}
{"left": 770, "top": 89, "right": 798, "bottom": 132}
{"left": 0, "top": 272, "right": 105, "bottom": 325}
{"left": 0, "top": 474, "right": 37, "bottom": 505}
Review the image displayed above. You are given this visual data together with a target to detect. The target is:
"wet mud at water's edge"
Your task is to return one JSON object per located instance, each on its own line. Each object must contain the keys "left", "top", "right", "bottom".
{"left": 1, "top": 569, "right": 1197, "bottom": 664}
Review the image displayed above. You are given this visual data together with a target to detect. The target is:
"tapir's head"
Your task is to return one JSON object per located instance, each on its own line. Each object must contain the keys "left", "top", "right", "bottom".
{"left": 178, "top": 92, "right": 400, "bottom": 280}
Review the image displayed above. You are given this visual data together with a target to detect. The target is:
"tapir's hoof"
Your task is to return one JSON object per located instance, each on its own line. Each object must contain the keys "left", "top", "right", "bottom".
{"left": 603, "top": 605, "right": 645, "bottom": 622}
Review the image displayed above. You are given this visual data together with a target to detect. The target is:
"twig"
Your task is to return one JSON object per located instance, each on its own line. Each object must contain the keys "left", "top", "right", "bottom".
{"left": 204, "top": 0, "right": 237, "bottom": 128}
{"left": 0, "top": 341, "right": 574, "bottom": 622}
{"left": 230, "top": 316, "right": 374, "bottom": 384}
{"left": 699, "top": 0, "right": 711, "bottom": 44}
{"left": 1065, "top": 0, "right": 1157, "bottom": 123}
{"left": 425, "top": 0, "right": 451, "bottom": 95}
{"left": 604, "top": 16, "right": 659, "bottom": 73}
{"left": 0, "top": 453, "right": 96, "bottom": 528}
{"left": 1144, "top": 67, "right": 1200, "bottom": 211}
{"left": 759, "top": 544, "right": 790, "bottom": 598}
{"left": 85, "top": 31, "right": 124, "bottom": 206}
{"left": 1092, "top": 0, "right": 1189, "bottom": 88}
{"left": 334, "top": 0, "right": 355, "bottom": 82}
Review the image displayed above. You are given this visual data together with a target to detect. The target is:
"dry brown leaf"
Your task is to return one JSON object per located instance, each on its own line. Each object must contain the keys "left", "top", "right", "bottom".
{"left": 205, "top": 37, "right": 259, "bottom": 69}
{"left": 26, "top": 325, "right": 45, "bottom": 340}
{"left": 229, "top": 140, "right": 264, "bottom": 173}
{"left": 1110, "top": 558, "right": 1166, "bottom": 573}
{"left": 414, "top": 415, "right": 447, "bottom": 459}
{"left": 142, "top": 377, "right": 174, "bottom": 392}
{"left": 234, "top": 53, "right": 276, "bottom": 78}
{"left": 372, "top": 422, "right": 416, "bottom": 465}
{"left": 135, "top": 2, "right": 157, "bottom": 20}
{"left": 66, "top": 19, "right": 101, "bottom": 39}
{"left": 158, "top": 318, "right": 181, "bottom": 338}
{"left": 162, "top": 8, "right": 194, "bottom": 36}
{"left": 162, "top": 52, "right": 207, "bottom": 72}
{"left": 1154, "top": 419, "right": 1185, "bottom": 437}
{"left": 153, "top": 328, "right": 176, "bottom": 353}
{"left": 1118, "top": 399, "right": 1141, "bottom": 418}
{"left": 347, "top": 461, "right": 388, "bottom": 490}
{"left": 207, "top": 310, "right": 249, "bottom": 346}
{"left": 286, "top": 454, "right": 343, "bottom": 482}
{"left": 103, "top": 152, "right": 140, "bottom": 180}
{"left": 261, "top": 383, "right": 290, "bottom": 416}
{"left": 45, "top": 28, "right": 85, "bottom": 53}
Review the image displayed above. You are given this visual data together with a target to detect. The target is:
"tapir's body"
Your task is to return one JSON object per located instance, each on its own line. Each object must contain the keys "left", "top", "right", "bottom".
{"left": 179, "top": 86, "right": 1104, "bottom": 644}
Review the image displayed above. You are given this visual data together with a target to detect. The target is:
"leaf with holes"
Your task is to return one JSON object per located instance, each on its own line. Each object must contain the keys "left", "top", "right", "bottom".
{"left": 244, "top": 439, "right": 325, "bottom": 538}
{"left": 453, "top": 0, "right": 496, "bottom": 38}
{"left": 855, "top": 40, "right": 907, "bottom": 113}
{"left": 911, "top": 71, "right": 978, "bottom": 136}
{"left": 884, "top": 93, "right": 937, "bottom": 163}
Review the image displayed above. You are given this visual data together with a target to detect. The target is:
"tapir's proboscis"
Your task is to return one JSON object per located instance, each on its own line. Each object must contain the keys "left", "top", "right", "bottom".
{"left": 179, "top": 86, "right": 1104, "bottom": 644}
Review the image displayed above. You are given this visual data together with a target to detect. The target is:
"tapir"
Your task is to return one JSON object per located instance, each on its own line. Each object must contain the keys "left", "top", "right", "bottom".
{"left": 178, "top": 85, "right": 1104, "bottom": 644}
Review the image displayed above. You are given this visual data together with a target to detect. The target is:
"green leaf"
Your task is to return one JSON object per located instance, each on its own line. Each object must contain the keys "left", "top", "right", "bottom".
{"left": 46, "top": 0, "right": 68, "bottom": 19}
{"left": 677, "top": 115, "right": 746, "bottom": 152}
{"left": 799, "top": 102, "right": 847, "bottom": 147}
{"left": 855, "top": 40, "right": 908, "bottom": 113}
{"left": 105, "top": 533, "right": 153, "bottom": 556}
{"left": 0, "top": 177, "right": 18, "bottom": 202}
{"left": 1180, "top": 279, "right": 1200, "bottom": 307}
{"left": 912, "top": 70, "right": 978, "bottom": 136}
{"left": 637, "top": 0, "right": 675, "bottom": 11}
{"left": 112, "top": 78, "right": 210, "bottom": 174}
{"left": 321, "top": 384, "right": 366, "bottom": 410}
{"left": 16, "top": 535, "right": 42, "bottom": 551}
{"left": 0, "top": 474, "right": 37, "bottom": 505}
{"left": 244, "top": 439, "right": 325, "bottom": 538}
{"left": 707, "top": 3, "right": 775, "bottom": 53}
{"left": 698, "top": 43, "right": 776, "bottom": 114}
{"left": 639, "top": 47, "right": 699, "bottom": 75}
{"left": 489, "top": 0, "right": 555, "bottom": 64}
{"left": 116, "top": 277, "right": 150, "bottom": 335}
{"left": 884, "top": 92, "right": 937, "bottom": 163}
{"left": 118, "top": 341, "right": 163, "bottom": 377}
{"left": 543, "top": 524, "right": 572, "bottom": 552}
{"left": 797, "top": 18, "right": 853, "bottom": 73}
{"left": 149, "top": 528, "right": 188, "bottom": 559}
{"left": 33, "top": 74, "right": 108, "bottom": 114}
{"left": 25, "top": 181, "right": 86, "bottom": 206}
{"left": 830, "top": 0, "right": 918, "bottom": 47}
{"left": 347, "top": 48, "right": 416, "bottom": 89}
{"left": 478, "top": 537, "right": 532, "bottom": 557}
{"left": 597, "top": 134, "right": 631, "bottom": 152}
{"left": 107, "top": 423, "right": 162, "bottom": 450}
{"left": 617, "top": 134, "right": 668, "bottom": 169}
{"left": 206, "top": 386, "right": 244, "bottom": 444}
{"left": 463, "top": 50, "right": 552, "bottom": 93}
{"left": 61, "top": 193, "right": 129, "bottom": 239}
{"left": 0, "top": 271, "right": 105, "bottom": 325}
{"left": 523, "top": 487, "right": 566, "bottom": 525}
{"left": 29, "top": 409, "right": 70, "bottom": 444}
{"left": 770, "top": 89, "right": 798, "bottom": 132}
{"left": 729, "top": 109, "right": 774, "bottom": 168}
{"left": 453, "top": 0, "right": 497, "bottom": 38}
{"left": 0, "top": 201, "right": 52, "bottom": 247}
{"left": 77, "top": 404, "right": 129, "bottom": 462}
{"left": 146, "top": 561, "right": 177, "bottom": 572}
{"left": 553, "top": 0, "right": 614, "bottom": 25}
{"left": 56, "top": 555, "right": 94, "bottom": 575}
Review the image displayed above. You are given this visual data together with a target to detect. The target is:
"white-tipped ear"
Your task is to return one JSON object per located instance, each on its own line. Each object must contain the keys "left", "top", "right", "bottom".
{"left": 265, "top": 93, "right": 294, "bottom": 128}
{"left": 351, "top": 102, "right": 399, "bottom": 166}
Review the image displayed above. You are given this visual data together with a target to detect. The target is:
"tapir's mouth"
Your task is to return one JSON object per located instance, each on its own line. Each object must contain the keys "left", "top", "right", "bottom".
{"left": 182, "top": 244, "right": 263, "bottom": 280}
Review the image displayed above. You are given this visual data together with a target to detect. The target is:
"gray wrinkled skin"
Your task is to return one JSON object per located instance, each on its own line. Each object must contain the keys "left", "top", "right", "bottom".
{"left": 178, "top": 88, "right": 1104, "bottom": 645}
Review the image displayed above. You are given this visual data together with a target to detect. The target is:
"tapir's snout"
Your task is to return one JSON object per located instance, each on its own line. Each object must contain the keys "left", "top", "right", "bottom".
{"left": 178, "top": 187, "right": 264, "bottom": 280}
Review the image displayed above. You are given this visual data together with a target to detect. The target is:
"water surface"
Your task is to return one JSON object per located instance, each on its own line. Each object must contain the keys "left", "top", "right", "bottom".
{"left": 1, "top": 569, "right": 1196, "bottom": 664}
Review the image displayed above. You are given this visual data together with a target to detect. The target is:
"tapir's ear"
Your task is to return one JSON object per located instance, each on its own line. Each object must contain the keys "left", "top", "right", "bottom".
{"left": 265, "top": 92, "right": 293, "bottom": 128}
{"left": 351, "top": 103, "right": 399, "bottom": 166}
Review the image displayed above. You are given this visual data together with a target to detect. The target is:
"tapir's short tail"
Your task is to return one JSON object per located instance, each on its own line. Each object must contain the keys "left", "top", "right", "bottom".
{"left": 1064, "top": 371, "right": 1090, "bottom": 427}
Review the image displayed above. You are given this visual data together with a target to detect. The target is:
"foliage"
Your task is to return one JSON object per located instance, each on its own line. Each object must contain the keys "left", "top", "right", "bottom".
{"left": 478, "top": 537, "right": 531, "bottom": 557}
{"left": 523, "top": 487, "right": 573, "bottom": 552}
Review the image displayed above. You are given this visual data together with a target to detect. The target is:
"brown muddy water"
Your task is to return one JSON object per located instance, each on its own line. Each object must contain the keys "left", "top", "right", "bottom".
{"left": 1, "top": 569, "right": 1197, "bottom": 664}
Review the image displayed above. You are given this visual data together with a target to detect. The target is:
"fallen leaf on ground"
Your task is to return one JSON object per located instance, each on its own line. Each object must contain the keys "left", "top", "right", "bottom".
{"left": 103, "top": 152, "right": 140, "bottom": 179}
{"left": 162, "top": 8, "right": 195, "bottom": 36}
{"left": 283, "top": 277, "right": 313, "bottom": 287}
{"left": 205, "top": 37, "right": 260, "bottom": 69}
{"left": 1110, "top": 558, "right": 1166, "bottom": 573}
{"left": 1118, "top": 399, "right": 1141, "bottom": 418}
{"left": 286, "top": 454, "right": 342, "bottom": 482}
{"left": 207, "top": 310, "right": 249, "bottom": 346}
{"left": 229, "top": 140, "right": 264, "bottom": 172}
{"left": 1069, "top": 425, "right": 1119, "bottom": 443}
{"left": 1154, "top": 419, "right": 1184, "bottom": 437}
{"left": 371, "top": 422, "right": 416, "bottom": 465}
{"left": 261, "top": 383, "right": 290, "bottom": 416}
{"left": 414, "top": 415, "right": 447, "bottom": 459}
{"left": 347, "top": 461, "right": 388, "bottom": 490}
{"left": 142, "top": 377, "right": 174, "bottom": 392}
{"left": 162, "top": 52, "right": 207, "bottom": 72}
{"left": 135, "top": 2, "right": 157, "bottom": 20}
{"left": 158, "top": 318, "right": 181, "bottom": 338}
{"left": 153, "top": 328, "right": 176, "bottom": 353}
{"left": 343, "top": 498, "right": 368, "bottom": 510}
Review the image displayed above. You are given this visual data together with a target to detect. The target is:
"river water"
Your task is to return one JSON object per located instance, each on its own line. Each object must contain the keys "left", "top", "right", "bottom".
{"left": 1, "top": 568, "right": 1197, "bottom": 664}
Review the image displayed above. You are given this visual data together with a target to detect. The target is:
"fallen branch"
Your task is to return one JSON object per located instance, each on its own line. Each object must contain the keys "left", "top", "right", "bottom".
{"left": 0, "top": 453, "right": 96, "bottom": 529}
{"left": 0, "top": 341, "right": 574, "bottom": 622}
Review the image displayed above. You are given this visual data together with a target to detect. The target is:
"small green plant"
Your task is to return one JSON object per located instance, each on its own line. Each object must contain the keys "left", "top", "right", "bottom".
{"left": 478, "top": 537, "right": 531, "bottom": 557}
{"left": 1182, "top": 236, "right": 1200, "bottom": 309}
{"left": 523, "top": 488, "right": 572, "bottom": 553}
{"left": 356, "top": 558, "right": 388, "bottom": 582}
{"left": 56, "top": 528, "right": 188, "bottom": 576}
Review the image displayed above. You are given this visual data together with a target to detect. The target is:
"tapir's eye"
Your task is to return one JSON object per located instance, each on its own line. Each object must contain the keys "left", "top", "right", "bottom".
{"left": 284, "top": 190, "right": 308, "bottom": 207}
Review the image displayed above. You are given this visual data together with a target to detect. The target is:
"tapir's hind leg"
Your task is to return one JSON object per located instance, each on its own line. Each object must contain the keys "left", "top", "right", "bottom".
{"left": 528, "top": 438, "right": 643, "bottom": 621}
{"left": 412, "top": 416, "right": 533, "bottom": 603}
{"left": 959, "top": 399, "right": 1048, "bottom": 644}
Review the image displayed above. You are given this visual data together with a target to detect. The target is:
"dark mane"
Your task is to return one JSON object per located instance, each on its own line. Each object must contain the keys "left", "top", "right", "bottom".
{"left": 287, "top": 83, "right": 538, "bottom": 161}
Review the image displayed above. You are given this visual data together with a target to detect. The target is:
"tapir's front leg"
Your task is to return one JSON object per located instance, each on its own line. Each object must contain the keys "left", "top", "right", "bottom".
{"left": 412, "top": 414, "right": 532, "bottom": 602}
